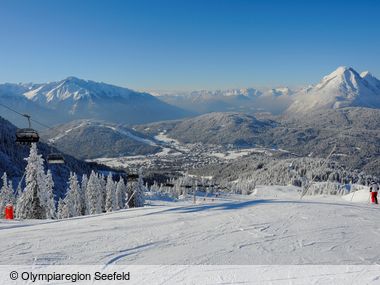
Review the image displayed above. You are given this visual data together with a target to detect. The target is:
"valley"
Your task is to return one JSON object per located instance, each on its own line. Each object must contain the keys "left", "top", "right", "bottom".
{"left": 87, "top": 130, "right": 288, "bottom": 176}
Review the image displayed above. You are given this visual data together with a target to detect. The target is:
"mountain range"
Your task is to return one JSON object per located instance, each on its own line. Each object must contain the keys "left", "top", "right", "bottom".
{"left": 157, "top": 67, "right": 380, "bottom": 115}
{"left": 1, "top": 66, "right": 379, "bottom": 185}
{"left": 0, "top": 67, "right": 379, "bottom": 128}
{"left": 0, "top": 77, "right": 190, "bottom": 127}
{"left": 157, "top": 87, "right": 295, "bottom": 114}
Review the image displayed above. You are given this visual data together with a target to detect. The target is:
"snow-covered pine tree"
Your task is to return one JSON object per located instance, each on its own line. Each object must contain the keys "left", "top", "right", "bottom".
{"left": 149, "top": 181, "right": 160, "bottom": 192}
{"left": 0, "top": 172, "right": 15, "bottom": 218}
{"left": 134, "top": 168, "right": 145, "bottom": 208}
{"left": 64, "top": 172, "right": 82, "bottom": 217}
{"left": 16, "top": 143, "right": 47, "bottom": 219}
{"left": 80, "top": 174, "right": 88, "bottom": 215}
{"left": 86, "top": 171, "right": 102, "bottom": 215}
{"left": 124, "top": 192, "right": 129, "bottom": 208}
{"left": 105, "top": 173, "right": 117, "bottom": 212}
{"left": 115, "top": 178, "right": 127, "bottom": 210}
{"left": 44, "top": 170, "right": 56, "bottom": 219}
{"left": 16, "top": 182, "right": 22, "bottom": 198}
{"left": 57, "top": 198, "right": 68, "bottom": 219}
{"left": 99, "top": 173, "right": 106, "bottom": 212}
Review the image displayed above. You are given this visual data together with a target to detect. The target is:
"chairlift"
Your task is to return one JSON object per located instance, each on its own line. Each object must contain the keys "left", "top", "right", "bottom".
{"left": 16, "top": 114, "right": 39, "bottom": 145}
{"left": 47, "top": 153, "right": 65, "bottom": 164}
{"left": 180, "top": 185, "right": 192, "bottom": 189}
{"left": 127, "top": 174, "right": 139, "bottom": 181}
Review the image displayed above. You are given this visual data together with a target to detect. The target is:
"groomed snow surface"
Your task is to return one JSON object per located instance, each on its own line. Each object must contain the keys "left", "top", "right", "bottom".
{"left": 1, "top": 186, "right": 380, "bottom": 283}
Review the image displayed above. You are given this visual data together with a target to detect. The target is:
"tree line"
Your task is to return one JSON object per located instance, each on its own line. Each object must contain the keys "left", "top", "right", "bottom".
{"left": 0, "top": 144, "right": 145, "bottom": 219}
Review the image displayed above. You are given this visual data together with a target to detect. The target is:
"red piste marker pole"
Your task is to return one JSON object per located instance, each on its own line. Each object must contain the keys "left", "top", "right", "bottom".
{"left": 4, "top": 204, "right": 14, "bottom": 220}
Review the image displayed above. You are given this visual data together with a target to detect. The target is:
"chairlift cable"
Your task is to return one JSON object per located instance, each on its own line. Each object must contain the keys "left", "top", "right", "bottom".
{"left": 0, "top": 101, "right": 53, "bottom": 130}
{"left": 0, "top": 100, "right": 65, "bottom": 163}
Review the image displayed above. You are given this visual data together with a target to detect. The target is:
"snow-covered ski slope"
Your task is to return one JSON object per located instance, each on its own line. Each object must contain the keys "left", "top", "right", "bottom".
{"left": 1, "top": 186, "right": 379, "bottom": 265}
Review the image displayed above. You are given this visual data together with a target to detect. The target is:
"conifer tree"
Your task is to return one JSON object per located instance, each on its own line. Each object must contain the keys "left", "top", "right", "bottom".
{"left": 86, "top": 171, "right": 102, "bottom": 215}
{"left": 80, "top": 174, "right": 88, "bottom": 215}
{"left": 44, "top": 170, "right": 56, "bottom": 219}
{"left": 99, "top": 173, "right": 106, "bottom": 212}
{"left": 105, "top": 173, "right": 117, "bottom": 212}
{"left": 115, "top": 178, "right": 127, "bottom": 210}
{"left": 57, "top": 198, "right": 68, "bottom": 219}
{"left": 134, "top": 168, "right": 145, "bottom": 208}
{"left": 64, "top": 172, "right": 82, "bottom": 217}
{"left": 16, "top": 143, "right": 46, "bottom": 219}
{"left": 0, "top": 172, "right": 15, "bottom": 218}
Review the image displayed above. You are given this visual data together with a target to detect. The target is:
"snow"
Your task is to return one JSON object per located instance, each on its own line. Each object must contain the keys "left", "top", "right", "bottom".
{"left": 102, "top": 124, "right": 158, "bottom": 147}
{"left": 210, "top": 148, "right": 263, "bottom": 160}
{"left": 49, "top": 121, "right": 159, "bottom": 148}
{"left": 342, "top": 188, "right": 371, "bottom": 203}
{"left": 22, "top": 77, "right": 136, "bottom": 104}
{"left": 48, "top": 121, "right": 89, "bottom": 143}
{"left": 1, "top": 185, "right": 380, "bottom": 266}
{"left": 88, "top": 155, "right": 151, "bottom": 169}
{"left": 210, "top": 147, "right": 279, "bottom": 160}
{"left": 154, "top": 131, "right": 190, "bottom": 153}
{"left": 287, "top": 66, "right": 380, "bottom": 114}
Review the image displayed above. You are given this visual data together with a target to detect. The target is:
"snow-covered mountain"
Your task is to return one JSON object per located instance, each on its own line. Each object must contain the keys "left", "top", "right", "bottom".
{"left": 361, "top": 71, "right": 380, "bottom": 90}
{"left": 23, "top": 76, "right": 147, "bottom": 106}
{"left": 41, "top": 119, "right": 161, "bottom": 159}
{"left": 0, "top": 77, "right": 190, "bottom": 126}
{"left": 158, "top": 87, "right": 295, "bottom": 114}
{"left": 287, "top": 66, "right": 380, "bottom": 114}
{"left": 138, "top": 112, "right": 277, "bottom": 146}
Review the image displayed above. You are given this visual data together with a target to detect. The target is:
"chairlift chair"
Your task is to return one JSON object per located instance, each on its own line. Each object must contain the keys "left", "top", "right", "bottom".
{"left": 47, "top": 153, "right": 65, "bottom": 164}
{"left": 127, "top": 174, "right": 139, "bottom": 181}
{"left": 16, "top": 128, "right": 40, "bottom": 144}
{"left": 15, "top": 114, "right": 39, "bottom": 145}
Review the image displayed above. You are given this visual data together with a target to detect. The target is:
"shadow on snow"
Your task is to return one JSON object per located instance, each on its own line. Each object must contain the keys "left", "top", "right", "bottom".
{"left": 144, "top": 198, "right": 374, "bottom": 215}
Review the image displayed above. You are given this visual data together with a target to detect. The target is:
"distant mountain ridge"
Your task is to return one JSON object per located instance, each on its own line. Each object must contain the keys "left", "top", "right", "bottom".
{"left": 1, "top": 67, "right": 379, "bottom": 128}
{"left": 0, "top": 77, "right": 191, "bottom": 127}
{"left": 158, "top": 87, "right": 295, "bottom": 114}
{"left": 157, "top": 67, "right": 380, "bottom": 115}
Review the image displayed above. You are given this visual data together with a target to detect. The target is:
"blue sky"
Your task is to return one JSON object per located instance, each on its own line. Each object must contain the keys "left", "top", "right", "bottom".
{"left": 0, "top": 0, "right": 379, "bottom": 91}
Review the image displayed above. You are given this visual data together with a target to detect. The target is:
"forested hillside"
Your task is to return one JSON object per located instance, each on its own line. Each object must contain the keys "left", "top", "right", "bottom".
{"left": 0, "top": 115, "right": 110, "bottom": 198}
